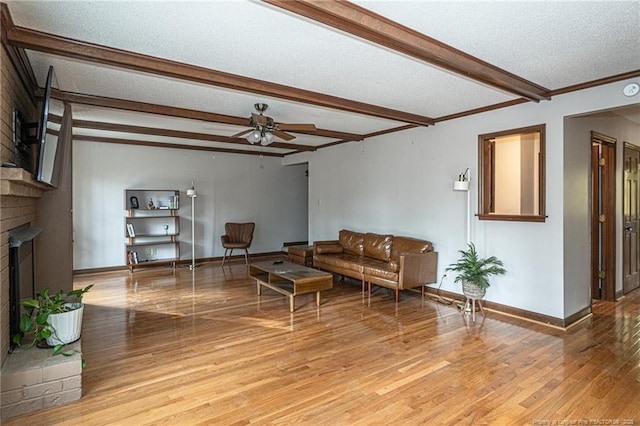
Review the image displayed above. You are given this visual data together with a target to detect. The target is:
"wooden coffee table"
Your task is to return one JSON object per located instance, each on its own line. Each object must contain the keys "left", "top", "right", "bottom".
{"left": 249, "top": 260, "right": 333, "bottom": 312}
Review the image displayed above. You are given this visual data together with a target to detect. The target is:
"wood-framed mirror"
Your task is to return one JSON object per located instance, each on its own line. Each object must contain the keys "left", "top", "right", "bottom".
{"left": 478, "top": 124, "right": 546, "bottom": 222}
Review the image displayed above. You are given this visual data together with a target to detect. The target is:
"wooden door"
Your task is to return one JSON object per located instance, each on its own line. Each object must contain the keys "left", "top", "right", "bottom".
{"left": 591, "top": 132, "right": 616, "bottom": 300}
{"left": 623, "top": 143, "right": 640, "bottom": 294}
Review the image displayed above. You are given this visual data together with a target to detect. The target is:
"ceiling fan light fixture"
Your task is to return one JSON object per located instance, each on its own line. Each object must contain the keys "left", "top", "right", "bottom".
{"left": 237, "top": 103, "right": 316, "bottom": 146}
{"left": 247, "top": 130, "right": 261, "bottom": 144}
{"left": 260, "top": 131, "right": 274, "bottom": 146}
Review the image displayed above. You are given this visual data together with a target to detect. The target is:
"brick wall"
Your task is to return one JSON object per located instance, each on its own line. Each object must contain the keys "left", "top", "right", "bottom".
{"left": 1, "top": 44, "right": 38, "bottom": 366}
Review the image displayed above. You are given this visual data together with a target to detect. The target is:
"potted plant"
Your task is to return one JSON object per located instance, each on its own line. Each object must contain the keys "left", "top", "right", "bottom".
{"left": 445, "top": 243, "right": 506, "bottom": 299}
{"left": 12, "top": 285, "right": 93, "bottom": 362}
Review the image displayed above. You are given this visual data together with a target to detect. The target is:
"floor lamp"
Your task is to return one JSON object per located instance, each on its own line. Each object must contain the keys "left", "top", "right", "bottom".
{"left": 186, "top": 182, "right": 197, "bottom": 270}
{"left": 453, "top": 168, "right": 472, "bottom": 313}
{"left": 429, "top": 168, "right": 473, "bottom": 307}
{"left": 453, "top": 168, "right": 471, "bottom": 245}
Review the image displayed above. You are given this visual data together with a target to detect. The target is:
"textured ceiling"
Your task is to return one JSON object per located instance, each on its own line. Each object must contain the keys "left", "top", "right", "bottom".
{"left": 4, "top": 0, "right": 640, "bottom": 156}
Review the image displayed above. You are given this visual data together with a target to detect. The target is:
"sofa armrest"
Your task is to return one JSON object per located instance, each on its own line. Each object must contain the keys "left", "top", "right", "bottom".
{"left": 398, "top": 251, "right": 438, "bottom": 289}
{"left": 313, "top": 240, "right": 343, "bottom": 256}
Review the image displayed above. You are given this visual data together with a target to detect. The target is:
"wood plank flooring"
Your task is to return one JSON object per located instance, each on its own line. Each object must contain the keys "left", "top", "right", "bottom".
{"left": 4, "top": 256, "right": 640, "bottom": 425}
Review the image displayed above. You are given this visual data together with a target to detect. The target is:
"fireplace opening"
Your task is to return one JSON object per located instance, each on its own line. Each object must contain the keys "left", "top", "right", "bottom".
{"left": 8, "top": 224, "right": 42, "bottom": 351}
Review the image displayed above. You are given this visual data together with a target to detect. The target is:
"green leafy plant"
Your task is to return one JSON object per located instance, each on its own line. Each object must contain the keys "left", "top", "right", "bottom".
{"left": 12, "top": 285, "right": 93, "bottom": 363}
{"left": 445, "top": 243, "right": 506, "bottom": 290}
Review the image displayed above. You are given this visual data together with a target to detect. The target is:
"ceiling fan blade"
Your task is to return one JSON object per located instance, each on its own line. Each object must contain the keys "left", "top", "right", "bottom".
{"left": 230, "top": 128, "right": 253, "bottom": 138}
{"left": 251, "top": 113, "right": 268, "bottom": 126}
{"left": 278, "top": 123, "right": 317, "bottom": 132}
{"left": 272, "top": 130, "right": 296, "bottom": 141}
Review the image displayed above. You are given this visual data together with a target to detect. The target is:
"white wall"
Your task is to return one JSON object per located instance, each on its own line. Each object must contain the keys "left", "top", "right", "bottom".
{"left": 564, "top": 113, "right": 640, "bottom": 315}
{"left": 308, "top": 80, "right": 639, "bottom": 320}
{"left": 73, "top": 143, "right": 308, "bottom": 270}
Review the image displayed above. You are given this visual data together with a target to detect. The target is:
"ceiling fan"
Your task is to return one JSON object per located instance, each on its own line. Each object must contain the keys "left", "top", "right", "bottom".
{"left": 232, "top": 103, "right": 317, "bottom": 145}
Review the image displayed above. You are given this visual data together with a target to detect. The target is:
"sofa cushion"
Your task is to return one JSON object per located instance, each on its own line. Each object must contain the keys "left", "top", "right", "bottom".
{"left": 315, "top": 252, "right": 364, "bottom": 273}
{"left": 315, "top": 244, "right": 343, "bottom": 254}
{"left": 362, "top": 257, "right": 398, "bottom": 281}
{"left": 364, "top": 265, "right": 399, "bottom": 282}
{"left": 339, "top": 230, "right": 364, "bottom": 256}
{"left": 390, "top": 236, "right": 432, "bottom": 263}
{"left": 363, "top": 233, "right": 393, "bottom": 262}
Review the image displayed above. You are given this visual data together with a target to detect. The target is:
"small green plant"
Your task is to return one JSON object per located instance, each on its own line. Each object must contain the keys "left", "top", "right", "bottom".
{"left": 13, "top": 285, "right": 93, "bottom": 363}
{"left": 445, "top": 243, "right": 506, "bottom": 290}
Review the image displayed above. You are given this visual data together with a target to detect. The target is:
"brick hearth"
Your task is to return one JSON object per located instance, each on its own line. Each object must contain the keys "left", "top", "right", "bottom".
{"left": 1, "top": 341, "right": 82, "bottom": 419}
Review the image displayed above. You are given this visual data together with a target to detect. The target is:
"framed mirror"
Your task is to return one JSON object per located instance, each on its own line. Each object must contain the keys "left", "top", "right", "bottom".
{"left": 478, "top": 124, "right": 546, "bottom": 222}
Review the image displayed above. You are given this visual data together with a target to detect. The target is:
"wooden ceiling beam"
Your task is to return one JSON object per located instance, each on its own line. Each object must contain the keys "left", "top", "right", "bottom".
{"left": 434, "top": 70, "right": 640, "bottom": 123}
{"left": 318, "top": 124, "right": 417, "bottom": 149}
{"left": 0, "top": 4, "right": 38, "bottom": 106}
{"left": 301, "top": 128, "right": 363, "bottom": 141}
{"left": 52, "top": 89, "right": 248, "bottom": 125}
{"left": 51, "top": 90, "right": 365, "bottom": 143}
{"left": 73, "top": 135, "right": 285, "bottom": 157}
{"left": 6, "top": 24, "right": 434, "bottom": 126}
{"left": 547, "top": 69, "right": 640, "bottom": 97}
{"left": 264, "top": 0, "right": 551, "bottom": 102}
{"left": 72, "top": 119, "right": 316, "bottom": 152}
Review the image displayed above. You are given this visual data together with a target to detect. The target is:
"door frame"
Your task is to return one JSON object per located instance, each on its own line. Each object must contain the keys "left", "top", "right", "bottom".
{"left": 591, "top": 131, "right": 616, "bottom": 301}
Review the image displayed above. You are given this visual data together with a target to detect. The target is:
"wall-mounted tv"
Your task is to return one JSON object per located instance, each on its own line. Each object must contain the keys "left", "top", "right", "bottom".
{"left": 34, "top": 65, "right": 67, "bottom": 188}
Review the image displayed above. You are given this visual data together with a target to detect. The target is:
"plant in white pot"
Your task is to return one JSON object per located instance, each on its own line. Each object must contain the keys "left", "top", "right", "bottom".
{"left": 445, "top": 243, "right": 506, "bottom": 300}
{"left": 13, "top": 285, "right": 93, "bottom": 364}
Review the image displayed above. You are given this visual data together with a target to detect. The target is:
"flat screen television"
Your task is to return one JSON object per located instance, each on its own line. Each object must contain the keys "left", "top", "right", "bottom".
{"left": 34, "top": 65, "right": 67, "bottom": 188}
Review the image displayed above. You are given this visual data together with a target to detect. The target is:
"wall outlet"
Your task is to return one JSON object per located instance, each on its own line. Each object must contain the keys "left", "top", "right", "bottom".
{"left": 145, "top": 247, "right": 157, "bottom": 255}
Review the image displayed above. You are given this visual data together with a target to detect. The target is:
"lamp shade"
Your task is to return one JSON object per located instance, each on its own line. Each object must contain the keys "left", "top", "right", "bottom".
{"left": 247, "top": 130, "right": 261, "bottom": 144}
{"left": 453, "top": 168, "right": 470, "bottom": 191}
{"left": 187, "top": 181, "right": 197, "bottom": 198}
{"left": 260, "top": 132, "right": 274, "bottom": 146}
{"left": 453, "top": 180, "right": 469, "bottom": 191}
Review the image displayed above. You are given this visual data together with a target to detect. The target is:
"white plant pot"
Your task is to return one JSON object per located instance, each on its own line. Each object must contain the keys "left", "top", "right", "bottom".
{"left": 46, "top": 303, "right": 84, "bottom": 346}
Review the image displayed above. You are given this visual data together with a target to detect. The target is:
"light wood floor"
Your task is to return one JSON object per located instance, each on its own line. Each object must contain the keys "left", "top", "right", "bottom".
{"left": 5, "top": 256, "right": 640, "bottom": 425}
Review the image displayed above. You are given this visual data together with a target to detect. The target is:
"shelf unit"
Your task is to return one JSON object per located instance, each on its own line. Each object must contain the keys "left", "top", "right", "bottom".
{"left": 125, "top": 189, "right": 180, "bottom": 271}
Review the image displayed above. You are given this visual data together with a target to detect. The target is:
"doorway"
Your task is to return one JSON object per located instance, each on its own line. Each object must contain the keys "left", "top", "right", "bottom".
{"left": 591, "top": 132, "right": 616, "bottom": 300}
{"left": 623, "top": 142, "right": 640, "bottom": 295}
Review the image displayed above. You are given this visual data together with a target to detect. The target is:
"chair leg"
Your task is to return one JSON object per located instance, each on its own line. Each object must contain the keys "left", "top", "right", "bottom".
{"left": 244, "top": 249, "right": 250, "bottom": 265}
{"left": 222, "top": 248, "right": 233, "bottom": 266}
{"left": 395, "top": 288, "right": 399, "bottom": 303}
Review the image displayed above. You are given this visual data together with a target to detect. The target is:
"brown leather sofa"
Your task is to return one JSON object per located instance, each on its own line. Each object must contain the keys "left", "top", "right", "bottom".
{"left": 313, "top": 229, "right": 438, "bottom": 302}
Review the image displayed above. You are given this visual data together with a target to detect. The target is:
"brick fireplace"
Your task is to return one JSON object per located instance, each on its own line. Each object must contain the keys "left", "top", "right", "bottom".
{"left": 1, "top": 168, "right": 44, "bottom": 363}
{"left": 1, "top": 168, "right": 82, "bottom": 419}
